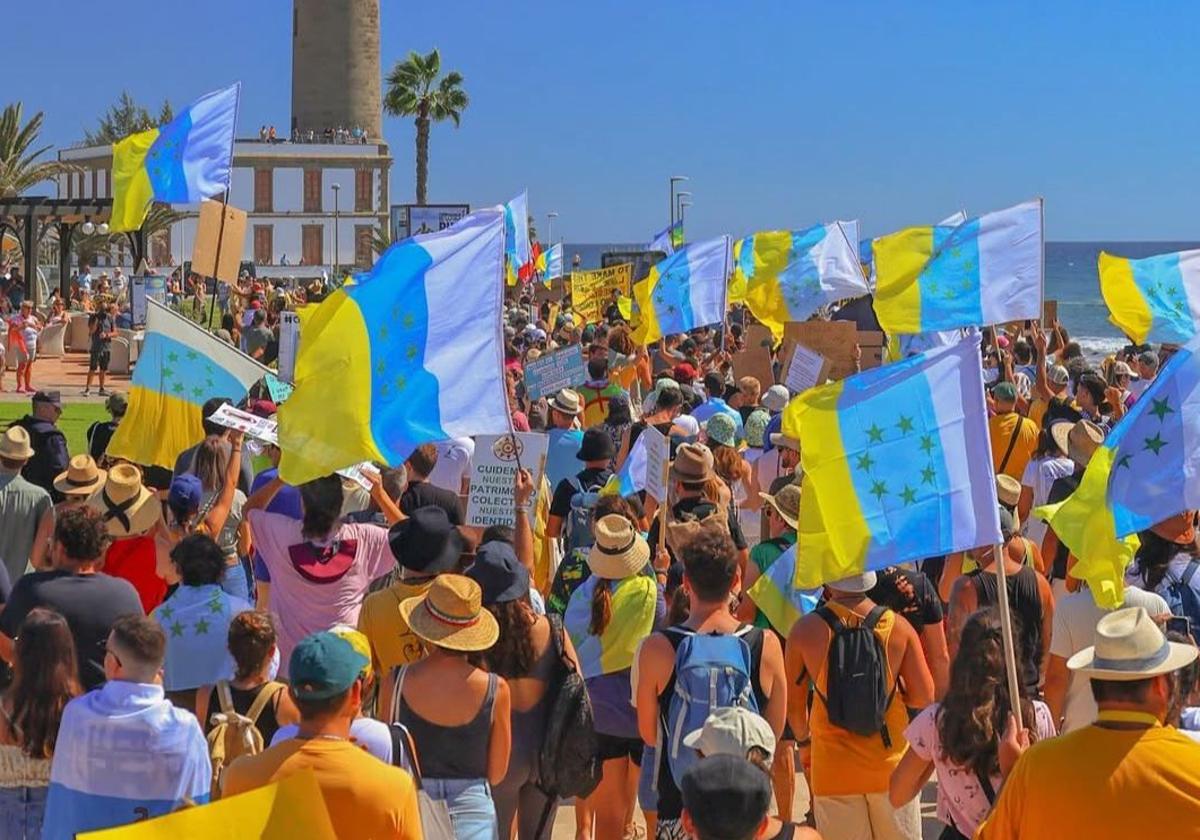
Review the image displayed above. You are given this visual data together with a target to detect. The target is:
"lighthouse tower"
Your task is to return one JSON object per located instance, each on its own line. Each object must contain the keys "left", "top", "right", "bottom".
{"left": 291, "top": 0, "right": 382, "bottom": 140}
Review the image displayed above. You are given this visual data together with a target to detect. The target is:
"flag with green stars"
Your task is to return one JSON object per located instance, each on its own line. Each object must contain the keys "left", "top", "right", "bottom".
{"left": 1036, "top": 332, "right": 1200, "bottom": 608}
{"left": 630, "top": 236, "right": 732, "bottom": 345}
{"left": 1099, "top": 248, "right": 1200, "bottom": 345}
{"left": 108, "top": 299, "right": 269, "bottom": 469}
{"left": 782, "top": 334, "right": 1001, "bottom": 588}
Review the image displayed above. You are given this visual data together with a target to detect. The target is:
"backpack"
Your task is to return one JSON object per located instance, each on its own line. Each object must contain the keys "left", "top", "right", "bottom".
{"left": 662, "top": 626, "right": 760, "bottom": 787}
{"left": 811, "top": 605, "right": 897, "bottom": 745}
{"left": 535, "top": 615, "right": 601, "bottom": 837}
{"left": 664, "top": 503, "right": 730, "bottom": 557}
{"left": 204, "top": 680, "right": 285, "bottom": 797}
{"left": 1163, "top": 559, "right": 1200, "bottom": 643}
{"left": 564, "top": 475, "right": 605, "bottom": 554}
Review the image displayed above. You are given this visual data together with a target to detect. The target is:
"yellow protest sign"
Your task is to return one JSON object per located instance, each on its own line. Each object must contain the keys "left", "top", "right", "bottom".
{"left": 79, "top": 770, "right": 337, "bottom": 840}
{"left": 571, "top": 263, "right": 633, "bottom": 324}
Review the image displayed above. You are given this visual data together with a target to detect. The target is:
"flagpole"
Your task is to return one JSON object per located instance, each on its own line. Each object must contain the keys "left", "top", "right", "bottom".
{"left": 206, "top": 84, "right": 241, "bottom": 332}
{"left": 993, "top": 543, "right": 1025, "bottom": 732}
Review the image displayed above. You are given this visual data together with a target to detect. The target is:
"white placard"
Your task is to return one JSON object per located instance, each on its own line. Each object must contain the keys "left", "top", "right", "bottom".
{"left": 277, "top": 311, "right": 301, "bottom": 383}
{"left": 208, "top": 404, "right": 278, "bottom": 445}
{"left": 337, "top": 461, "right": 380, "bottom": 491}
{"left": 466, "top": 432, "right": 550, "bottom": 527}
{"left": 642, "top": 425, "right": 669, "bottom": 504}
{"left": 785, "top": 343, "right": 827, "bottom": 394}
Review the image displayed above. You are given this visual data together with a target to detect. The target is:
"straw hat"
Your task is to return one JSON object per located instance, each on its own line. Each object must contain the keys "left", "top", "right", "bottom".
{"left": 87, "top": 463, "right": 162, "bottom": 537}
{"left": 760, "top": 484, "right": 800, "bottom": 530}
{"left": 54, "top": 455, "right": 107, "bottom": 497}
{"left": 1055, "top": 419, "right": 1104, "bottom": 468}
{"left": 1067, "top": 606, "right": 1198, "bottom": 680}
{"left": 671, "top": 442, "right": 715, "bottom": 483}
{"left": 399, "top": 574, "right": 499, "bottom": 652}
{"left": 587, "top": 514, "right": 651, "bottom": 580}
{"left": 995, "top": 474, "right": 1022, "bottom": 509}
{"left": 827, "top": 572, "right": 878, "bottom": 594}
{"left": 0, "top": 427, "right": 34, "bottom": 462}
{"left": 548, "top": 389, "right": 583, "bottom": 416}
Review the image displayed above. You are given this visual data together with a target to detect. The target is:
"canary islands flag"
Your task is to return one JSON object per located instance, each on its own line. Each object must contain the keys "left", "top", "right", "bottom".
{"left": 731, "top": 223, "right": 869, "bottom": 340}
{"left": 1099, "top": 248, "right": 1200, "bottom": 345}
{"left": 278, "top": 209, "right": 510, "bottom": 484}
{"left": 872, "top": 200, "right": 1043, "bottom": 334}
{"left": 648, "top": 221, "right": 683, "bottom": 256}
{"left": 1035, "top": 332, "right": 1200, "bottom": 608}
{"left": 110, "top": 83, "right": 239, "bottom": 232}
{"left": 504, "top": 191, "right": 531, "bottom": 286}
{"left": 782, "top": 334, "right": 1001, "bottom": 586}
{"left": 631, "top": 236, "right": 731, "bottom": 345}
{"left": 107, "top": 299, "right": 267, "bottom": 468}
{"left": 746, "top": 544, "right": 821, "bottom": 634}
{"left": 540, "top": 242, "right": 564, "bottom": 284}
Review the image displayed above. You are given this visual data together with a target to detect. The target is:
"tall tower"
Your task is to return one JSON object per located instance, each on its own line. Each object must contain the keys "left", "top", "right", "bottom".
{"left": 291, "top": 0, "right": 381, "bottom": 139}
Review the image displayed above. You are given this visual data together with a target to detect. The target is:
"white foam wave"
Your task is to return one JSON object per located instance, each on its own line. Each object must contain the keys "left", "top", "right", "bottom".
{"left": 1073, "top": 335, "right": 1129, "bottom": 360}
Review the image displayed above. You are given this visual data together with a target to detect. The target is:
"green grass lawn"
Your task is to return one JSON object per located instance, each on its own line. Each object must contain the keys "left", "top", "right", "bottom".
{"left": 0, "top": 403, "right": 110, "bottom": 456}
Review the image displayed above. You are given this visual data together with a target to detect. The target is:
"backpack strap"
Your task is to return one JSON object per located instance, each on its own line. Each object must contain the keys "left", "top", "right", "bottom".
{"left": 978, "top": 768, "right": 997, "bottom": 804}
{"left": 389, "top": 722, "right": 423, "bottom": 786}
{"left": 996, "top": 415, "right": 1025, "bottom": 476}
{"left": 216, "top": 680, "right": 235, "bottom": 716}
{"left": 390, "top": 665, "right": 409, "bottom": 726}
{"left": 245, "top": 682, "right": 285, "bottom": 726}
{"left": 1183, "top": 560, "right": 1200, "bottom": 588}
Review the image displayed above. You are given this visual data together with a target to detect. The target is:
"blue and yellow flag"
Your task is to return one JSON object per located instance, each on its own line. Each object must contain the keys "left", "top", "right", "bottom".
{"left": 504, "top": 191, "right": 531, "bottom": 286}
{"left": 730, "top": 222, "right": 869, "bottom": 340}
{"left": 110, "top": 83, "right": 239, "bottom": 232}
{"left": 564, "top": 574, "right": 658, "bottom": 678}
{"left": 539, "top": 242, "right": 564, "bottom": 285}
{"left": 1099, "top": 248, "right": 1200, "bottom": 345}
{"left": 107, "top": 300, "right": 266, "bottom": 468}
{"left": 746, "top": 544, "right": 821, "bottom": 635}
{"left": 782, "top": 334, "right": 1001, "bottom": 587}
{"left": 1036, "top": 332, "right": 1200, "bottom": 608}
{"left": 279, "top": 210, "right": 511, "bottom": 484}
{"left": 872, "top": 200, "right": 1043, "bottom": 334}
{"left": 630, "top": 236, "right": 731, "bottom": 345}
{"left": 648, "top": 221, "right": 683, "bottom": 255}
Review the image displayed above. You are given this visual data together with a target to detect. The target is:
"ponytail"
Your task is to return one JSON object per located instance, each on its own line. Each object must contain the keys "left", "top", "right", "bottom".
{"left": 590, "top": 579, "right": 614, "bottom": 635}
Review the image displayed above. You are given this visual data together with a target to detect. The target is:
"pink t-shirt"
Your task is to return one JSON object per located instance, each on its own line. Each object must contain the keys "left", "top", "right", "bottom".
{"left": 247, "top": 509, "right": 393, "bottom": 676}
{"left": 904, "top": 700, "right": 1056, "bottom": 837}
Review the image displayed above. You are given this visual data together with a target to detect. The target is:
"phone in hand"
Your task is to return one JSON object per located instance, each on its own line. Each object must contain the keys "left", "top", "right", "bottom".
{"left": 1167, "top": 616, "right": 1191, "bottom": 639}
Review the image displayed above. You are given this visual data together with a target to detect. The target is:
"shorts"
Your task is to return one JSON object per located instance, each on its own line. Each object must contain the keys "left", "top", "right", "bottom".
{"left": 89, "top": 347, "right": 110, "bottom": 372}
{"left": 14, "top": 345, "right": 34, "bottom": 364}
{"left": 595, "top": 733, "right": 644, "bottom": 764}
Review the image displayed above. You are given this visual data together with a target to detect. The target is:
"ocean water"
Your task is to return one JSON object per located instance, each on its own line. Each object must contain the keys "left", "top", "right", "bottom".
{"left": 562, "top": 240, "right": 1200, "bottom": 356}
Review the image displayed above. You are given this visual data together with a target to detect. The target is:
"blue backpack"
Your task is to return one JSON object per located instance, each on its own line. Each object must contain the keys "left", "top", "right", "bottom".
{"left": 564, "top": 476, "right": 604, "bottom": 555}
{"left": 661, "top": 626, "right": 761, "bottom": 787}
{"left": 1163, "top": 560, "right": 1200, "bottom": 643}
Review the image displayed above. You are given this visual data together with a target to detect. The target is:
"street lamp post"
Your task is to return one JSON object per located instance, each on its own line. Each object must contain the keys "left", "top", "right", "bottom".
{"left": 331, "top": 183, "right": 341, "bottom": 277}
{"left": 679, "top": 198, "right": 692, "bottom": 238}
{"left": 669, "top": 175, "right": 688, "bottom": 231}
{"left": 675, "top": 192, "right": 692, "bottom": 244}
{"left": 546, "top": 211, "right": 559, "bottom": 245}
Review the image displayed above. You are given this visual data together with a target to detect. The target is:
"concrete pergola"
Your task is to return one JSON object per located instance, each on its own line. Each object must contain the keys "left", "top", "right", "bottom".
{"left": 0, "top": 196, "right": 147, "bottom": 304}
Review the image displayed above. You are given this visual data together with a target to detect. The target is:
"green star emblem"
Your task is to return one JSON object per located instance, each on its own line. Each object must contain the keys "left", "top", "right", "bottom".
{"left": 379, "top": 382, "right": 390, "bottom": 397}
{"left": 870, "top": 479, "right": 888, "bottom": 500}
{"left": 391, "top": 303, "right": 402, "bottom": 319}
{"left": 194, "top": 618, "right": 210, "bottom": 635}
{"left": 173, "top": 382, "right": 185, "bottom": 395}
{"left": 865, "top": 423, "right": 885, "bottom": 443}
{"left": 158, "top": 605, "right": 174, "bottom": 620}
{"left": 162, "top": 366, "right": 174, "bottom": 379}
{"left": 406, "top": 344, "right": 419, "bottom": 361}
{"left": 191, "top": 386, "right": 204, "bottom": 399}
{"left": 899, "top": 485, "right": 918, "bottom": 505}
{"left": 855, "top": 453, "right": 875, "bottom": 471}
{"left": 1115, "top": 453, "right": 1133, "bottom": 470}
{"left": 208, "top": 600, "right": 223, "bottom": 614}
{"left": 186, "top": 350, "right": 198, "bottom": 360}
{"left": 395, "top": 375, "right": 407, "bottom": 391}
{"left": 919, "top": 434, "right": 935, "bottom": 454}
{"left": 921, "top": 465, "right": 937, "bottom": 485}
{"left": 379, "top": 325, "right": 389, "bottom": 341}
{"left": 167, "top": 351, "right": 179, "bottom": 363}
{"left": 1143, "top": 433, "right": 1167, "bottom": 455}
{"left": 375, "top": 359, "right": 386, "bottom": 375}
{"left": 950, "top": 247, "right": 962, "bottom": 258}
{"left": 1149, "top": 397, "right": 1174, "bottom": 422}
{"left": 402, "top": 313, "right": 416, "bottom": 329}
{"left": 896, "top": 415, "right": 914, "bottom": 434}
{"left": 927, "top": 281, "right": 940, "bottom": 296}
{"left": 205, "top": 378, "right": 214, "bottom": 388}
{"left": 169, "top": 621, "right": 184, "bottom": 638}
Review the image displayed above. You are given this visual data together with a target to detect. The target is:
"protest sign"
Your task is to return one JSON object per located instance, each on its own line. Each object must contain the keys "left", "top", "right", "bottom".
{"left": 277, "top": 311, "right": 301, "bottom": 382}
{"left": 784, "top": 342, "right": 828, "bottom": 393}
{"left": 1043, "top": 298, "right": 1058, "bottom": 327}
{"left": 264, "top": 372, "right": 294, "bottom": 404}
{"left": 642, "top": 425, "right": 669, "bottom": 504}
{"left": 524, "top": 345, "right": 586, "bottom": 399}
{"left": 744, "top": 323, "right": 775, "bottom": 351}
{"left": 466, "top": 432, "right": 550, "bottom": 527}
{"left": 857, "top": 330, "right": 885, "bottom": 371}
{"left": 191, "top": 200, "right": 247, "bottom": 283}
{"left": 733, "top": 345, "right": 775, "bottom": 389}
{"left": 208, "top": 404, "right": 278, "bottom": 444}
{"left": 337, "top": 461, "right": 380, "bottom": 492}
{"left": 784, "top": 320, "right": 859, "bottom": 380}
{"left": 571, "top": 263, "right": 632, "bottom": 324}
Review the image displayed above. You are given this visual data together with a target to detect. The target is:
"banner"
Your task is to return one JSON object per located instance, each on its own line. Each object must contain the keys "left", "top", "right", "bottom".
{"left": 130, "top": 275, "right": 167, "bottom": 327}
{"left": 524, "top": 345, "right": 586, "bottom": 400}
{"left": 466, "top": 432, "right": 551, "bottom": 527}
{"left": 642, "top": 425, "right": 669, "bottom": 503}
{"left": 571, "top": 263, "right": 633, "bottom": 324}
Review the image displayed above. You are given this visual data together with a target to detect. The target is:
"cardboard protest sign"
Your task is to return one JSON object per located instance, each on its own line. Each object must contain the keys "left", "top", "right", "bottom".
{"left": 191, "top": 200, "right": 247, "bottom": 283}
{"left": 524, "top": 345, "right": 586, "bottom": 400}
{"left": 857, "top": 330, "right": 885, "bottom": 371}
{"left": 733, "top": 345, "right": 775, "bottom": 388}
{"left": 571, "top": 263, "right": 632, "bottom": 324}
{"left": 466, "top": 432, "right": 551, "bottom": 527}
{"left": 744, "top": 323, "right": 775, "bottom": 351}
{"left": 784, "top": 320, "right": 859, "bottom": 380}
{"left": 784, "top": 342, "right": 828, "bottom": 393}
{"left": 1043, "top": 299, "right": 1058, "bottom": 327}
{"left": 276, "top": 311, "right": 301, "bottom": 383}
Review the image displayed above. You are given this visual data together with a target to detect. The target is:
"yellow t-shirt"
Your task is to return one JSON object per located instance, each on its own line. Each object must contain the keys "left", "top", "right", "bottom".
{"left": 977, "top": 710, "right": 1200, "bottom": 839}
{"left": 358, "top": 579, "right": 433, "bottom": 674}
{"left": 223, "top": 738, "right": 421, "bottom": 840}
{"left": 988, "top": 411, "right": 1039, "bottom": 479}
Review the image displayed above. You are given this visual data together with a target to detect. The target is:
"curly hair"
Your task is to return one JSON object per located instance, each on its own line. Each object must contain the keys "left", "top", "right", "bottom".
{"left": 474, "top": 600, "right": 537, "bottom": 678}
{"left": 171, "top": 534, "right": 226, "bottom": 587}
{"left": 711, "top": 443, "right": 745, "bottom": 486}
{"left": 228, "top": 611, "right": 277, "bottom": 681}
{"left": 54, "top": 507, "right": 110, "bottom": 564}
{"left": 936, "top": 608, "right": 1037, "bottom": 781}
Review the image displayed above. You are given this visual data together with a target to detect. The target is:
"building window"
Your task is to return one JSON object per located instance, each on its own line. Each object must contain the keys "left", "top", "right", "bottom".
{"left": 354, "top": 169, "right": 372, "bottom": 212}
{"left": 254, "top": 169, "right": 273, "bottom": 213}
{"left": 254, "top": 225, "right": 274, "bottom": 265}
{"left": 303, "top": 169, "right": 322, "bottom": 213}
{"left": 355, "top": 225, "right": 373, "bottom": 267}
{"left": 302, "top": 224, "right": 323, "bottom": 266}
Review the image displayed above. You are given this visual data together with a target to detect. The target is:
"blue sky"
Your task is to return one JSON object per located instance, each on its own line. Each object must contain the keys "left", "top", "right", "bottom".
{"left": 9, "top": 1, "right": 1199, "bottom": 242}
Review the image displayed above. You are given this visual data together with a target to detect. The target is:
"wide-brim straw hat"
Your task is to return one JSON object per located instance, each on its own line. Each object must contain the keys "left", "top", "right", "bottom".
{"left": 55, "top": 454, "right": 107, "bottom": 497}
{"left": 548, "top": 388, "right": 583, "bottom": 416}
{"left": 0, "top": 427, "right": 34, "bottom": 461}
{"left": 759, "top": 484, "right": 800, "bottom": 530}
{"left": 1059, "top": 419, "right": 1104, "bottom": 469}
{"left": 587, "top": 514, "right": 651, "bottom": 579}
{"left": 399, "top": 574, "right": 500, "bottom": 652}
{"left": 87, "top": 463, "right": 162, "bottom": 537}
{"left": 1068, "top": 606, "right": 1198, "bottom": 680}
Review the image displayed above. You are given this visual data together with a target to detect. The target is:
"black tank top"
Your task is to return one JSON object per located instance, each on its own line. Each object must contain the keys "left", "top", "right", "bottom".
{"left": 201, "top": 682, "right": 283, "bottom": 745}
{"left": 968, "top": 566, "right": 1044, "bottom": 694}
{"left": 397, "top": 670, "right": 498, "bottom": 779}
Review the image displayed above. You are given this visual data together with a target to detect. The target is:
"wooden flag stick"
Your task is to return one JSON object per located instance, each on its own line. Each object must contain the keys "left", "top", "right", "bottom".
{"left": 993, "top": 542, "right": 1025, "bottom": 732}
{"left": 657, "top": 457, "right": 671, "bottom": 557}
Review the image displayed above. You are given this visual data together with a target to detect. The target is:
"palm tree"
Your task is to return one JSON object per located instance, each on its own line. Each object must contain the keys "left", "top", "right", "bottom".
{"left": 0, "top": 103, "right": 75, "bottom": 196}
{"left": 383, "top": 49, "right": 468, "bottom": 205}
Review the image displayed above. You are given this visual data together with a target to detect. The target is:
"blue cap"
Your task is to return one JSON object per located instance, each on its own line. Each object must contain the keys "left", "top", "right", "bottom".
{"left": 167, "top": 474, "right": 203, "bottom": 513}
{"left": 289, "top": 632, "right": 370, "bottom": 700}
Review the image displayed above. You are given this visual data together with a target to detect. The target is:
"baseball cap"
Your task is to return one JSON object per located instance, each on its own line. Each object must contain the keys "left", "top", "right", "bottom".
{"left": 289, "top": 631, "right": 370, "bottom": 701}
{"left": 1048, "top": 365, "right": 1070, "bottom": 386}
{"left": 328, "top": 625, "right": 374, "bottom": 681}
{"left": 1138, "top": 350, "right": 1161, "bottom": 369}
{"left": 683, "top": 707, "right": 777, "bottom": 764}
{"left": 167, "top": 474, "right": 203, "bottom": 513}
{"left": 32, "top": 390, "right": 62, "bottom": 408}
{"left": 681, "top": 755, "right": 772, "bottom": 840}
{"left": 993, "top": 381, "right": 1018, "bottom": 402}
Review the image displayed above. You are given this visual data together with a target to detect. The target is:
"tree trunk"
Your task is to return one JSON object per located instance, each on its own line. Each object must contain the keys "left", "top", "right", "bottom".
{"left": 415, "top": 115, "right": 430, "bottom": 205}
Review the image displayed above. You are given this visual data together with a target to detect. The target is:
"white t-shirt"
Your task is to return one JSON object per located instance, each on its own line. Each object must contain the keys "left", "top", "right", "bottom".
{"left": 271, "top": 716, "right": 392, "bottom": 763}
{"left": 1020, "top": 455, "right": 1074, "bottom": 548}
{"left": 427, "top": 437, "right": 474, "bottom": 494}
{"left": 1049, "top": 585, "right": 1170, "bottom": 732}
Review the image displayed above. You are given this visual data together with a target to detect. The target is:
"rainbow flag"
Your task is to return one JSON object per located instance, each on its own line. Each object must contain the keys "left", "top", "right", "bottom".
{"left": 1099, "top": 248, "right": 1200, "bottom": 345}
{"left": 110, "top": 83, "right": 239, "bottom": 232}
{"left": 872, "top": 200, "right": 1043, "bottom": 334}
{"left": 782, "top": 334, "right": 1001, "bottom": 586}
{"left": 107, "top": 300, "right": 267, "bottom": 468}
{"left": 504, "top": 191, "right": 531, "bottom": 287}
{"left": 1036, "top": 331, "right": 1200, "bottom": 607}
{"left": 565, "top": 574, "right": 658, "bottom": 677}
{"left": 648, "top": 221, "right": 683, "bottom": 255}
{"left": 631, "top": 236, "right": 731, "bottom": 345}
{"left": 278, "top": 210, "right": 510, "bottom": 484}
{"left": 746, "top": 544, "right": 821, "bottom": 635}
{"left": 731, "top": 222, "right": 869, "bottom": 340}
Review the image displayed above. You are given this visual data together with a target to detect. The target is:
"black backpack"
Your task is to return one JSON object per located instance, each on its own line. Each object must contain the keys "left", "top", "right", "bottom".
{"left": 811, "top": 605, "right": 897, "bottom": 747}
{"left": 535, "top": 615, "right": 601, "bottom": 836}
